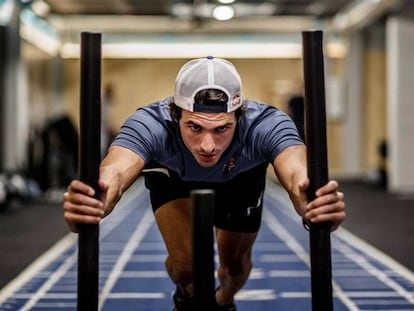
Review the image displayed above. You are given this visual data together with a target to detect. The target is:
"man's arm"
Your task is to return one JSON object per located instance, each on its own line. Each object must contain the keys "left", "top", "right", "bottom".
{"left": 272, "top": 144, "right": 345, "bottom": 230}
{"left": 272, "top": 145, "right": 308, "bottom": 216}
{"left": 63, "top": 145, "right": 145, "bottom": 232}
{"left": 99, "top": 145, "right": 145, "bottom": 215}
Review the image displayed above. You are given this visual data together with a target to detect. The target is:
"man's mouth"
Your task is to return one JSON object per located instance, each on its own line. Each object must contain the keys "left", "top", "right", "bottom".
{"left": 198, "top": 153, "right": 217, "bottom": 163}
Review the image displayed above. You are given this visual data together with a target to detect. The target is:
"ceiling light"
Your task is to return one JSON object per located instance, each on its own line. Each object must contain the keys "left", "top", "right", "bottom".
{"left": 213, "top": 5, "right": 235, "bottom": 21}
{"left": 218, "top": 0, "right": 236, "bottom": 4}
{"left": 170, "top": 3, "right": 192, "bottom": 17}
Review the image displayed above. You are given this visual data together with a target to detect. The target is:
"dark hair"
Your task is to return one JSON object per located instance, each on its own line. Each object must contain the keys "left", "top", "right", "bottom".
{"left": 169, "top": 88, "right": 246, "bottom": 122}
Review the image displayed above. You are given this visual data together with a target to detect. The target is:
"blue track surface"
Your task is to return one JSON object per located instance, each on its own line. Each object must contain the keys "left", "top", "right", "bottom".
{"left": 1, "top": 178, "right": 414, "bottom": 310}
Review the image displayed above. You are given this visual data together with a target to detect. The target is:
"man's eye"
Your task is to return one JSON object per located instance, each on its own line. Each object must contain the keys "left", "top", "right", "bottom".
{"left": 216, "top": 126, "right": 228, "bottom": 133}
{"left": 189, "top": 124, "right": 201, "bottom": 131}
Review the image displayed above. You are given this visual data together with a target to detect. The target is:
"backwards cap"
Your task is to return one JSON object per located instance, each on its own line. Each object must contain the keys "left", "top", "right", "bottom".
{"left": 174, "top": 56, "right": 242, "bottom": 113}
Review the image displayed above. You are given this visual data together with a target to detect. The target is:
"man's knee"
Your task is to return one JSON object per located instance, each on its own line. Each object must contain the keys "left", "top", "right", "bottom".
{"left": 166, "top": 254, "right": 193, "bottom": 285}
{"left": 220, "top": 253, "right": 252, "bottom": 277}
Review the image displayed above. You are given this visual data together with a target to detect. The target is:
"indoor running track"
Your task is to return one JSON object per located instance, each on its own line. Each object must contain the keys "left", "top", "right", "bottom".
{"left": 1, "top": 178, "right": 414, "bottom": 311}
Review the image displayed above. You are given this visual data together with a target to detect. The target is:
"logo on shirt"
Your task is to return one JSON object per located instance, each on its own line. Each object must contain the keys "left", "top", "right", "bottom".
{"left": 223, "top": 157, "right": 236, "bottom": 172}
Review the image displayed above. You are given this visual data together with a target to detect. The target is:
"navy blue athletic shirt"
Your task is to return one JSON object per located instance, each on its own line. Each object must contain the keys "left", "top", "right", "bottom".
{"left": 112, "top": 97, "right": 303, "bottom": 182}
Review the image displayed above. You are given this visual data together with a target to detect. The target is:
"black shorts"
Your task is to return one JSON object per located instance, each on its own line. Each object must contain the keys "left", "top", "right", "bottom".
{"left": 142, "top": 162, "right": 268, "bottom": 233}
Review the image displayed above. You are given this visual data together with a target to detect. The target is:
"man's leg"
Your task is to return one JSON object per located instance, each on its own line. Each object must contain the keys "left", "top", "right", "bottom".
{"left": 154, "top": 198, "right": 193, "bottom": 297}
{"left": 215, "top": 229, "right": 258, "bottom": 306}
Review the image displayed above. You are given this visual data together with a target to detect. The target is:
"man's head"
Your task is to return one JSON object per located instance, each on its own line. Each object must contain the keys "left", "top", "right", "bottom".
{"left": 171, "top": 56, "right": 244, "bottom": 167}
{"left": 174, "top": 56, "right": 243, "bottom": 113}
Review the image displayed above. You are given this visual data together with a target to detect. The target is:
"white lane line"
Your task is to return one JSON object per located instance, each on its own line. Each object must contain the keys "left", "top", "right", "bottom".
{"left": 334, "top": 227, "right": 414, "bottom": 284}
{"left": 333, "top": 238, "right": 414, "bottom": 304}
{"left": 107, "top": 292, "right": 165, "bottom": 299}
{"left": 233, "top": 268, "right": 310, "bottom": 279}
{"left": 98, "top": 207, "right": 154, "bottom": 310}
{"left": 261, "top": 210, "right": 309, "bottom": 265}
{"left": 258, "top": 254, "right": 303, "bottom": 262}
{"left": 263, "top": 189, "right": 359, "bottom": 311}
{"left": 99, "top": 178, "right": 148, "bottom": 237}
{"left": 235, "top": 289, "right": 277, "bottom": 300}
{"left": 22, "top": 302, "right": 77, "bottom": 309}
{"left": 266, "top": 180, "right": 414, "bottom": 285}
{"left": 119, "top": 271, "right": 168, "bottom": 278}
{"left": 268, "top": 270, "right": 310, "bottom": 277}
{"left": 354, "top": 299, "right": 412, "bottom": 305}
{"left": 11, "top": 293, "right": 77, "bottom": 299}
{"left": 278, "top": 292, "right": 311, "bottom": 298}
{"left": 0, "top": 234, "right": 77, "bottom": 306}
{"left": 0, "top": 178, "right": 149, "bottom": 309}
{"left": 265, "top": 182, "right": 414, "bottom": 308}
{"left": 341, "top": 291, "right": 405, "bottom": 297}
{"left": 18, "top": 250, "right": 78, "bottom": 311}
{"left": 10, "top": 290, "right": 410, "bottom": 301}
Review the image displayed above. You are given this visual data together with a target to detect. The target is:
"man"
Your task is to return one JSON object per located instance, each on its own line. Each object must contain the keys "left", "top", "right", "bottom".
{"left": 63, "top": 56, "right": 345, "bottom": 311}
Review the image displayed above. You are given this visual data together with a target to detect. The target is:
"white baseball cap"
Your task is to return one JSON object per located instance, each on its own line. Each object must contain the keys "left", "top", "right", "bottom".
{"left": 174, "top": 56, "right": 243, "bottom": 113}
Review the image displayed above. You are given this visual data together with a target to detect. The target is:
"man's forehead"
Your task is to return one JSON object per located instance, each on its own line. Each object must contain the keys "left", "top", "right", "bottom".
{"left": 181, "top": 110, "right": 236, "bottom": 124}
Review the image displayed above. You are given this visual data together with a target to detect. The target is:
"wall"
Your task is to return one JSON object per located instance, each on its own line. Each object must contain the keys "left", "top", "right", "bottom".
{"left": 362, "top": 26, "right": 387, "bottom": 177}
{"left": 387, "top": 17, "right": 414, "bottom": 192}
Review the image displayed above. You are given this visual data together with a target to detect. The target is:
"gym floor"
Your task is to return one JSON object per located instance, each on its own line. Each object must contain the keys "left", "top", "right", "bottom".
{"left": 0, "top": 177, "right": 413, "bottom": 310}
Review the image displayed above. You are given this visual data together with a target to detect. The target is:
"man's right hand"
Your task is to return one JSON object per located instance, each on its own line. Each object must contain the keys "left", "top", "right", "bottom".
{"left": 63, "top": 180, "right": 105, "bottom": 233}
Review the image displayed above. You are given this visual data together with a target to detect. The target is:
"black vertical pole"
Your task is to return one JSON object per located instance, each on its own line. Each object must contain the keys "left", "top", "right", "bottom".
{"left": 192, "top": 189, "right": 216, "bottom": 310}
{"left": 78, "top": 32, "right": 102, "bottom": 311}
{"left": 302, "top": 30, "right": 333, "bottom": 311}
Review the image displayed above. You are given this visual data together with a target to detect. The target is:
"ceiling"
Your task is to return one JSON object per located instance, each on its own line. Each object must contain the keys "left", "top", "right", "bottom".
{"left": 34, "top": 0, "right": 404, "bottom": 35}
{"left": 42, "top": 0, "right": 350, "bottom": 18}
{"left": 19, "top": 0, "right": 405, "bottom": 58}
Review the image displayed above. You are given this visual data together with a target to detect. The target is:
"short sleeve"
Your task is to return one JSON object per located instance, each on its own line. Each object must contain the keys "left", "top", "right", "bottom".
{"left": 247, "top": 108, "right": 304, "bottom": 162}
{"left": 111, "top": 104, "right": 173, "bottom": 164}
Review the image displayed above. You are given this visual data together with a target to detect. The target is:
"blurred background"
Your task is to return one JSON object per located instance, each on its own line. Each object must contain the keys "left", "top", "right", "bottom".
{"left": 2, "top": 0, "right": 414, "bottom": 201}
{"left": 1, "top": 0, "right": 414, "bottom": 290}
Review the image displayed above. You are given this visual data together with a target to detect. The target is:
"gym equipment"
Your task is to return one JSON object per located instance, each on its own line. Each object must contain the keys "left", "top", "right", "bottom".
{"left": 77, "top": 31, "right": 101, "bottom": 311}
{"left": 302, "top": 30, "right": 333, "bottom": 311}
{"left": 192, "top": 189, "right": 216, "bottom": 310}
{"left": 73, "top": 29, "right": 333, "bottom": 311}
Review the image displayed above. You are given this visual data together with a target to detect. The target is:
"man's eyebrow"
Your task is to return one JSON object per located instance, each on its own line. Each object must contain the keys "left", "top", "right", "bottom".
{"left": 184, "top": 120, "right": 235, "bottom": 128}
{"left": 184, "top": 120, "right": 199, "bottom": 126}
{"left": 216, "top": 122, "right": 235, "bottom": 127}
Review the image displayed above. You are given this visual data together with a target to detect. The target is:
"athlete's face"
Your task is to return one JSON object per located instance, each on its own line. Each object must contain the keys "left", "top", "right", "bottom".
{"left": 179, "top": 110, "right": 237, "bottom": 168}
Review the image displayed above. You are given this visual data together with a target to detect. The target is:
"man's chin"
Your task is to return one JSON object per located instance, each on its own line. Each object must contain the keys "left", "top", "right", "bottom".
{"left": 197, "top": 161, "right": 217, "bottom": 168}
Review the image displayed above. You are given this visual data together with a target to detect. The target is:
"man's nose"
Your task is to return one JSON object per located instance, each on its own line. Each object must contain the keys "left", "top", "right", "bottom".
{"left": 200, "top": 133, "right": 215, "bottom": 153}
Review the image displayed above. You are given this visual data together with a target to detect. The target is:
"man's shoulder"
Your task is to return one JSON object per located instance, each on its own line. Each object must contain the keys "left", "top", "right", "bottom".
{"left": 121, "top": 98, "right": 176, "bottom": 140}
{"left": 134, "top": 97, "right": 173, "bottom": 120}
{"left": 240, "top": 99, "right": 293, "bottom": 140}
{"left": 244, "top": 99, "right": 283, "bottom": 121}
{"left": 139, "top": 97, "right": 172, "bottom": 111}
